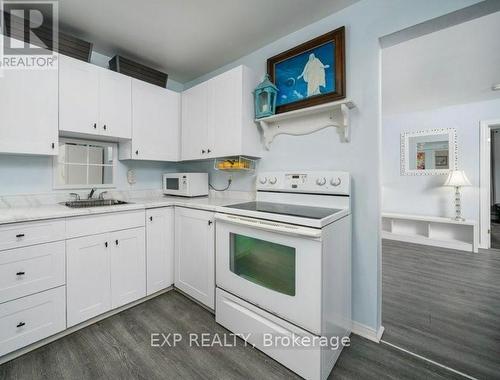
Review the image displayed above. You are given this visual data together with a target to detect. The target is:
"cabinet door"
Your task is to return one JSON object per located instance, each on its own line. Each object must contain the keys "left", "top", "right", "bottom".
{"left": 110, "top": 227, "right": 146, "bottom": 308}
{"left": 175, "top": 208, "right": 215, "bottom": 309}
{"left": 0, "top": 38, "right": 58, "bottom": 156}
{"left": 207, "top": 67, "right": 241, "bottom": 158}
{"left": 99, "top": 70, "right": 132, "bottom": 139}
{"left": 66, "top": 234, "right": 111, "bottom": 327}
{"left": 59, "top": 55, "right": 99, "bottom": 135}
{"left": 146, "top": 207, "right": 174, "bottom": 295}
{"left": 131, "top": 80, "right": 180, "bottom": 161}
{"left": 181, "top": 82, "right": 208, "bottom": 160}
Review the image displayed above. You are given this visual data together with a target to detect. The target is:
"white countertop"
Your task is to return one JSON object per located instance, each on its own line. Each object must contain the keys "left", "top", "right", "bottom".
{"left": 0, "top": 191, "right": 254, "bottom": 225}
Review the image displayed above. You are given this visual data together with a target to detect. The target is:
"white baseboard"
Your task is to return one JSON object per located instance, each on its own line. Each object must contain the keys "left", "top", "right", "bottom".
{"left": 351, "top": 321, "right": 385, "bottom": 343}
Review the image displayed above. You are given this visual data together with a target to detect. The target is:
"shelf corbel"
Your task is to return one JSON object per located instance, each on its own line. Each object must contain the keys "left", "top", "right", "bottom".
{"left": 256, "top": 99, "right": 356, "bottom": 149}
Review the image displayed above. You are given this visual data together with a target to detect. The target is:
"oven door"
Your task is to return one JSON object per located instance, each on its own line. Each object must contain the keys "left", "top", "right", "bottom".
{"left": 215, "top": 213, "right": 323, "bottom": 334}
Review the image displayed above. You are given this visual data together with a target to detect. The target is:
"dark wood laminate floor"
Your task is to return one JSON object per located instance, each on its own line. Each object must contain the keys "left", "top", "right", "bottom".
{"left": 1, "top": 290, "right": 464, "bottom": 380}
{"left": 382, "top": 239, "right": 500, "bottom": 380}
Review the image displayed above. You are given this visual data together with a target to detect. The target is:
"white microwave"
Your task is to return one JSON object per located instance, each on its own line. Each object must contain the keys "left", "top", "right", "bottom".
{"left": 162, "top": 173, "right": 208, "bottom": 197}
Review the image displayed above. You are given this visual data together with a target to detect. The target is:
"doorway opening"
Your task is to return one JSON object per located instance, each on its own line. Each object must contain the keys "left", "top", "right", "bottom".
{"left": 479, "top": 119, "right": 500, "bottom": 249}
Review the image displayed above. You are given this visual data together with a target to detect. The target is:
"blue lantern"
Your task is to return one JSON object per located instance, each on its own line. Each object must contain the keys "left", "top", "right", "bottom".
{"left": 254, "top": 74, "right": 278, "bottom": 119}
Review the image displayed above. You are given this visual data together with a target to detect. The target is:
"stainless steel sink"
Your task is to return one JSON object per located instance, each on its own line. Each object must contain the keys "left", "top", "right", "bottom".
{"left": 62, "top": 199, "right": 130, "bottom": 208}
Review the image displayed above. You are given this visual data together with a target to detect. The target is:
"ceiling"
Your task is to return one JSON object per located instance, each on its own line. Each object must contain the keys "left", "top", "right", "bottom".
{"left": 382, "top": 11, "right": 500, "bottom": 115}
{"left": 56, "top": 0, "right": 358, "bottom": 83}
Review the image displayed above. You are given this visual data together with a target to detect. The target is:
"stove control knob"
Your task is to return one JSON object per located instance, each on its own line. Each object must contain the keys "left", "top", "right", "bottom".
{"left": 330, "top": 177, "right": 342, "bottom": 187}
{"left": 316, "top": 177, "right": 327, "bottom": 186}
{"left": 269, "top": 177, "right": 277, "bottom": 185}
{"left": 259, "top": 177, "right": 268, "bottom": 184}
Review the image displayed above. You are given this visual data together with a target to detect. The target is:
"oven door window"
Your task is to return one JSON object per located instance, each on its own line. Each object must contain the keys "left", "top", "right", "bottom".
{"left": 166, "top": 178, "right": 179, "bottom": 190}
{"left": 229, "top": 233, "right": 296, "bottom": 296}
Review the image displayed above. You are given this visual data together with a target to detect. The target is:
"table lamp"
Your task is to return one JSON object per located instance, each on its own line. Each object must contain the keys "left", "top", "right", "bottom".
{"left": 444, "top": 170, "right": 471, "bottom": 221}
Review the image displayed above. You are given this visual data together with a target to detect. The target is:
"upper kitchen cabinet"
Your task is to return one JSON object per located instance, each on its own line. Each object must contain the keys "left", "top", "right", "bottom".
{"left": 59, "top": 55, "right": 132, "bottom": 140}
{"left": 119, "top": 79, "right": 180, "bottom": 161}
{"left": 181, "top": 65, "right": 261, "bottom": 161}
{"left": 0, "top": 38, "right": 58, "bottom": 156}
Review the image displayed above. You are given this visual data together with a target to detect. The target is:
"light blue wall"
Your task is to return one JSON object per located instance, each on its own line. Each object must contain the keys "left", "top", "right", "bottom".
{"left": 0, "top": 0, "right": 481, "bottom": 331}
{"left": 182, "top": 0, "right": 482, "bottom": 331}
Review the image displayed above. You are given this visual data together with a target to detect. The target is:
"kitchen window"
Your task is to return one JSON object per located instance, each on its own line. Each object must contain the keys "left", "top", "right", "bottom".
{"left": 229, "top": 233, "right": 296, "bottom": 296}
{"left": 53, "top": 138, "right": 117, "bottom": 189}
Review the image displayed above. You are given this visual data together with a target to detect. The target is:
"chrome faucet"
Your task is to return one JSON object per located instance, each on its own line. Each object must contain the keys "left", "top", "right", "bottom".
{"left": 88, "top": 187, "right": 97, "bottom": 199}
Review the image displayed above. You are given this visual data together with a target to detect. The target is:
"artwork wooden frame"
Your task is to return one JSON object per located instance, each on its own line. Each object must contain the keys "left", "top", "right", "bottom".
{"left": 267, "top": 26, "right": 346, "bottom": 114}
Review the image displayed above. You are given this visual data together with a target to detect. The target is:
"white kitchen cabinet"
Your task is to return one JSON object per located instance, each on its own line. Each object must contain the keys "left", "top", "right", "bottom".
{"left": 180, "top": 65, "right": 261, "bottom": 160}
{"left": 146, "top": 207, "right": 174, "bottom": 295}
{"left": 181, "top": 81, "right": 209, "bottom": 160}
{"left": 0, "top": 37, "right": 58, "bottom": 156}
{"left": 66, "top": 233, "right": 111, "bottom": 327}
{"left": 119, "top": 79, "right": 180, "bottom": 161}
{"left": 59, "top": 55, "right": 132, "bottom": 139}
{"left": 110, "top": 227, "right": 146, "bottom": 308}
{"left": 0, "top": 286, "right": 66, "bottom": 357}
{"left": 98, "top": 68, "right": 132, "bottom": 139}
{"left": 175, "top": 207, "right": 215, "bottom": 309}
{"left": 0, "top": 241, "right": 65, "bottom": 304}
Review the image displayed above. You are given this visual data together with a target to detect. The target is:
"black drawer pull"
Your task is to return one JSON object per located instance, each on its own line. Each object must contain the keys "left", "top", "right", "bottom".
{"left": 103, "top": 125, "right": 107, "bottom": 130}
{"left": 93, "top": 123, "right": 97, "bottom": 129}
{"left": 17, "top": 322, "right": 25, "bottom": 328}
{"left": 149, "top": 216, "right": 153, "bottom": 222}
{"left": 115, "top": 239, "right": 119, "bottom": 246}
{"left": 16, "top": 233, "right": 25, "bottom": 238}
{"left": 16, "top": 271, "right": 25, "bottom": 276}
{"left": 105, "top": 242, "right": 108, "bottom": 248}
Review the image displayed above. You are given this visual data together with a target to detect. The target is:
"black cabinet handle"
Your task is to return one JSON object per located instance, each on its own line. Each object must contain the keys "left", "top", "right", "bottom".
{"left": 103, "top": 125, "right": 107, "bottom": 130}
{"left": 105, "top": 242, "right": 108, "bottom": 248}
{"left": 51, "top": 142, "right": 55, "bottom": 149}
{"left": 208, "top": 220, "right": 213, "bottom": 226}
{"left": 149, "top": 216, "right": 153, "bottom": 222}
{"left": 135, "top": 150, "right": 139, "bottom": 155}
{"left": 16, "top": 271, "right": 25, "bottom": 276}
{"left": 16, "top": 233, "right": 25, "bottom": 238}
{"left": 16, "top": 322, "right": 25, "bottom": 328}
{"left": 207, "top": 149, "right": 211, "bottom": 153}
{"left": 93, "top": 123, "right": 97, "bottom": 129}
{"left": 202, "top": 149, "right": 206, "bottom": 154}
{"left": 115, "top": 239, "right": 119, "bottom": 246}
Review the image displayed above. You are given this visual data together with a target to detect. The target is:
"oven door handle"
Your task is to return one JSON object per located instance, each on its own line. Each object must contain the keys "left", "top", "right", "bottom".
{"left": 214, "top": 213, "right": 322, "bottom": 239}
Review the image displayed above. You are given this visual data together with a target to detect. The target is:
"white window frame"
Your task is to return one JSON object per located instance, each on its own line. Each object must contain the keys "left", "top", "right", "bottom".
{"left": 53, "top": 138, "right": 117, "bottom": 190}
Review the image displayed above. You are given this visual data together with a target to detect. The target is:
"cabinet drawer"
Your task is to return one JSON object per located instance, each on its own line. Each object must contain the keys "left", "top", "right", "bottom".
{"left": 66, "top": 210, "right": 145, "bottom": 239}
{"left": 0, "top": 241, "right": 65, "bottom": 304}
{"left": 0, "top": 219, "right": 65, "bottom": 252}
{"left": 216, "top": 288, "right": 321, "bottom": 380}
{"left": 0, "top": 286, "right": 66, "bottom": 357}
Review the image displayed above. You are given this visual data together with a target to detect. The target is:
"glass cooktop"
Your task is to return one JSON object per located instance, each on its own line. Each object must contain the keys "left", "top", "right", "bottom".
{"left": 225, "top": 201, "right": 341, "bottom": 220}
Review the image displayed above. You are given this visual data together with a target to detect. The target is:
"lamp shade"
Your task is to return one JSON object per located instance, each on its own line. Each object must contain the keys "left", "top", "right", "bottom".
{"left": 444, "top": 170, "right": 472, "bottom": 187}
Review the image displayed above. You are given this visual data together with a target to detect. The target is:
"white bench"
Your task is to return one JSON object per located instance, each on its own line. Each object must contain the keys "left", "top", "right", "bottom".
{"left": 381, "top": 213, "right": 478, "bottom": 253}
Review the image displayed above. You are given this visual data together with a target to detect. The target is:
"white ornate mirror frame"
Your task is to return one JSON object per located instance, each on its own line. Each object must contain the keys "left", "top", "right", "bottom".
{"left": 400, "top": 128, "right": 457, "bottom": 176}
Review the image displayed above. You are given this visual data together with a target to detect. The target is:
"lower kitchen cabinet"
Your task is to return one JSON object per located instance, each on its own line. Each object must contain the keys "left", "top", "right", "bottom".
{"left": 146, "top": 207, "right": 174, "bottom": 295}
{"left": 174, "top": 207, "right": 215, "bottom": 309}
{"left": 66, "top": 233, "right": 111, "bottom": 327}
{"left": 0, "top": 286, "right": 66, "bottom": 357}
{"left": 110, "top": 227, "right": 146, "bottom": 308}
{"left": 66, "top": 227, "right": 146, "bottom": 327}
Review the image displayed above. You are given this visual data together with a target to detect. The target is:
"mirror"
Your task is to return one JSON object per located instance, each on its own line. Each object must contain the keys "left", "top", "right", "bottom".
{"left": 54, "top": 139, "right": 116, "bottom": 188}
{"left": 401, "top": 129, "right": 456, "bottom": 175}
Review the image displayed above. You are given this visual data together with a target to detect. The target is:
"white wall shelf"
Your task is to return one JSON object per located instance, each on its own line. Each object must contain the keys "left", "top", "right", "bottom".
{"left": 255, "top": 99, "right": 356, "bottom": 149}
{"left": 382, "top": 213, "right": 478, "bottom": 253}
